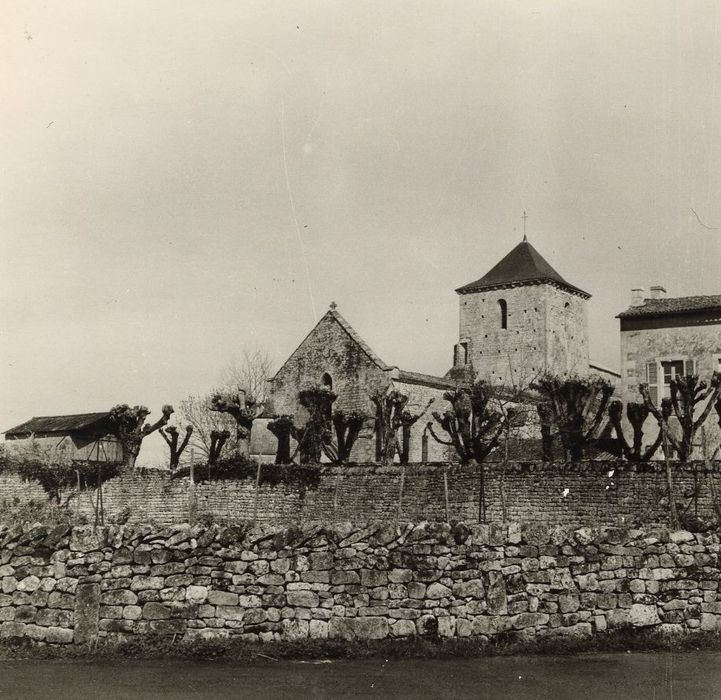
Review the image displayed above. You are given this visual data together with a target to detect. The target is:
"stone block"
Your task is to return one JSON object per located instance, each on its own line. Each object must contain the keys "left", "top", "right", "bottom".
{"left": 287, "top": 591, "right": 319, "bottom": 608}
{"left": 101, "top": 590, "right": 138, "bottom": 606}
{"left": 629, "top": 604, "right": 660, "bottom": 627}
{"left": 45, "top": 627, "right": 74, "bottom": 644}
{"left": 452, "top": 579, "right": 484, "bottom": 599}
{"left": 282, "top": 618, "right": 309, "bottom": 640}
{"left": 329, "top": 617, "right": 389, "bottom": 641}
{"left": 360, "top": 570, "right": 387, "bottom": 587}
{"left": 142, "top": 602, "right": 171, "bottom": 620}
{"left": 207, "top": 590, "right": 238, "bottom": 606}
{"left": 186, "top": 586, "right": 208, "bottom": 604}
{"left": 309, "top": 619, "right": 329, "bottom": 639}
{"left": 391, "top": 619, "right": 416, "bottom": 637}
{"left": 426, "top": 583, "right": 452, "bottom": 600}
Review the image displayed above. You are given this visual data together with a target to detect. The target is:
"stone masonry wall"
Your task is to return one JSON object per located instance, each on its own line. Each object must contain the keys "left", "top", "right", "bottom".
{"left": 2, "top": 461, "right": 721, "bottom": 527}
{"left": 0, "top": 521, "right": 719, "bottom": 647}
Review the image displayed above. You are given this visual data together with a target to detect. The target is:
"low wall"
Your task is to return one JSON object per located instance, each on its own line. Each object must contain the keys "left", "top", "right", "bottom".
{"left": 0, "top": 462, "right": 721, "bottom": 525}
{"left": 0, "top": 522, "right": 719, "bottom": 647}
{"left": 2, "top": 460, "right": 718, "bottom": 527}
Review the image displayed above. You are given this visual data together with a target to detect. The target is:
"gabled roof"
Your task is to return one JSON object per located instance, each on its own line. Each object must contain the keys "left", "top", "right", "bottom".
{"left": 456, "top": 239, "right": 590, "bottom": 298}
{"left": 328, "top": 308, "right": 390, "bottom": 370}
{"left": 617, "top": 295, "right": 721, "bottom": 319}
{"left": 4, "top": 412, "right": 112, "bottom": 437}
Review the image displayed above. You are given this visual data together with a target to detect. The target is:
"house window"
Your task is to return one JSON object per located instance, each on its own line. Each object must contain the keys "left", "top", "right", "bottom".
{"left": 646, "top": 358, "right": 697, "bottom": 404}
{"left": 498, "top": 299, "right": 508, "bottom": 329}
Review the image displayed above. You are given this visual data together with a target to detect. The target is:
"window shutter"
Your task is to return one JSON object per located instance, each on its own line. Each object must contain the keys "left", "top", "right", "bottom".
{"left": 646, "top": 361, "right": 658, "bottom": 405}
{"left": 684, "top": 359, "right": 696, "bottom": 377}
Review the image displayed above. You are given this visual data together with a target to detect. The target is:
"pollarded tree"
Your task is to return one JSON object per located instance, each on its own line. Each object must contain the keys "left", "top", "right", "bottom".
{"left": 209, "top": 392, "right": 264, "bottom": 457}
{"left": 426, "top": 381, "right": 516, "bottom": 523}
{"left": 331, "top": 410, "right": 368, "bottom": 464}
{"left": 109, "top": 404, "right": 174, "bottom": 469}
{"left": 369, "top": 389, "right": 409, "bottom": 465}
{"left": 426, "top": 383, "right": 509, "bottom": 464}
{"left": 536, "top": 402, "right": 555, "bottom": 462}
{"left": 639, "top": 372, "right": 721, "bottom": 462}
{"left": 532, "top": 375, "right": 614, "bottom": 461}
{"left": 294, "top": 386, "right": 337, "bottom": 463}
{"left": 398, "top": 401, "right": 434, "bottom": 465}
{"left": 208, "top": 429, "right": 230, "bottom": 465}
{"left": 607, "top": 400, "right": 662, "bottom": 462}
{"left": 159, "top": 425, "right": 194, "bottom": 470}
{"left": 267, "top": 415, "right": 295, "bottom": 465}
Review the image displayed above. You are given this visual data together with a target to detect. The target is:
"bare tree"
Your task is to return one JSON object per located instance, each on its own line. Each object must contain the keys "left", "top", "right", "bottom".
{"left": 639, "top": 372, "right": 721, "bottom": 462}
{"left": 177, "top": 394, "right": 235, "bottom": 460}
{"left": 293, "top": 386, "right": 336, "bottom": 463}
{"left": 208, "top": 429, "right": 230, "bottom": 465}
{"left": 109, "top": 404, "right": 174, "bottom": 469}
{"left": 267, "top": 415, "right": 295, "bottom": 464}
{"left": 607, "top": 400, "right": 662, "bottom": 462}
{"left": 210, "top": 392, "right": 264, "bottom": 457}
{"left": 427, "top": 382, "right": 515, "bottom": 522}
{"left": 370, "top": 389, "right": 411, "bottom": 465}
{"left": 331, "top": 410, "right": 368, "bottom": 464}
{"left": 159, "top": 425, "right": 193, "bottom": 470}
{"left": 221, "top": 345, "right": 274, "bottom": 403}
{"left": 532, "top": 374, "right": 613, "bottom": 461}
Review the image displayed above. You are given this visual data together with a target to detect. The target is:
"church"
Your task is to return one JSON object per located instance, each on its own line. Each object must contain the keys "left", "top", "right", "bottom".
{"left": 267, "top": 238, "right": 619, "bottom": 463}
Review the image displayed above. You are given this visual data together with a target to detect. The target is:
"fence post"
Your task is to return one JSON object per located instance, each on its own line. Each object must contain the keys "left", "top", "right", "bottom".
{"left": 253, "top": 462, "right": 262, "bottom": 524}
{"left": 396, "top": 465, "right": 405, "bottom": 524}
{"left": 76, "top": 470, "right": 81, "bottom": 521}
{"left": 98, "top": 464, "right": 104, "bottom": 525}
{"left": 443, "top": 467, "right": 450, "bottom": 522}
{"left": 188, "top": 461, "right": 197, "bottom": 524}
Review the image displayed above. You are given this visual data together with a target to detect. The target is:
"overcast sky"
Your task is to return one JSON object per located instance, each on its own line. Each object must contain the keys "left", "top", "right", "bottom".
{"left": 2, "top": 1, "right": 720, "bottom": 463}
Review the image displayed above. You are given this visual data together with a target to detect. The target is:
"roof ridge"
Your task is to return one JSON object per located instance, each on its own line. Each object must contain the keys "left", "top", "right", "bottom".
{"left": 456, "top": 239, "right": 590, "bottom": 298}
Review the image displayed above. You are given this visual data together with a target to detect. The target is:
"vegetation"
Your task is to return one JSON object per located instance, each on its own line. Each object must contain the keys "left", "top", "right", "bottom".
{"left": 159, "top": 425, "right": 193, "bottom": 470}
{"left": 209, "top": 393, "right": 264, "bottom": 457}
{"left": 293, "top": 386, "right": 337, "bottom": 463}
{"left": 329, "top": 410, "right": 368, "bottom": 464}
{"left": 0, "top": 441, "right": 120, "bottom": 505}
{"left": 267, "top": 416, "right": 295, "bottom": 464}
{"left": 109, "top": 404, "right": 174, "bottom": 469}
{"left": 640, "top": 372, "right": 721, "bottom": 463}
{"left": 606, "top": 400, "right": 662, "bottom": 462}
{"left": 532, "top": 374, "right": 613, "bottom": 461}
{"left": 0, "top": 628, "right": 719, "bottom": 662}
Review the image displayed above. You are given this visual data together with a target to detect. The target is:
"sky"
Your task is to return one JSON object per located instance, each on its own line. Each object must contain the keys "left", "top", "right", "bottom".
{"left": 1, "top": 1, "right": 720, "bottom": 464}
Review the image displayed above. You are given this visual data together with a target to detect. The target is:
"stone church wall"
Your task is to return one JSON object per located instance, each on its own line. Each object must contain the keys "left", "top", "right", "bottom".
{"left": 0, "top": 522, "right": 718, "bottom": 647}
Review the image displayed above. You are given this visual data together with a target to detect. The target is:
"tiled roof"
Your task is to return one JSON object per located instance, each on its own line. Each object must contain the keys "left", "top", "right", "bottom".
{"left": 395, "top": 370, "right": 459, "bottom": 391}
{"left": 456, "top": 239, "right": 590, "bottom": 298}
{"left": 5, "top": 412, "right": 112, "bottom": 437}
{"left": 617, "top": 295, "right": 721, "bottom": 319}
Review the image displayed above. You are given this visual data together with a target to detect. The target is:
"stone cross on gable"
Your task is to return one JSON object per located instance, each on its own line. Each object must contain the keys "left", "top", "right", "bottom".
{"left": 329, "top": 301, "right": 337, "bottom": 311}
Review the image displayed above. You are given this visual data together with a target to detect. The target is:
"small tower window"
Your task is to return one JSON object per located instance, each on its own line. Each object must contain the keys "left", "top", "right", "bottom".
{"left": 321, "top": 372, "right": 333, "bottom": 389}
{"left": 498, "top": 299, "right": 508, "bottom": 329}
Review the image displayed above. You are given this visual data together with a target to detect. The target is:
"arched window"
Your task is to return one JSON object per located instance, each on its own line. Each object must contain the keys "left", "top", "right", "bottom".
{"left": 321, "top": 372, "right": 333, "bottom": 389}
{"left": 498, "top": 299, "right": 508, "bottom": 329}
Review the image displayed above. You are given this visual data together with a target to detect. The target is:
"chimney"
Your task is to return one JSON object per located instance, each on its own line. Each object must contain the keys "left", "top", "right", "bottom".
{"left": 631, "top": 288, "right": 645, "bottom": 307}
{"left": 649, "top": 285, "right": 667, "bottom": 300}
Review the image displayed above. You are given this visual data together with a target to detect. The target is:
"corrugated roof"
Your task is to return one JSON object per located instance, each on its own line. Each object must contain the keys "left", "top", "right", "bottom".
{"left": 4, "top": 412, "right": 112, "bottom": 437}
{"left": 456, "top": 239, "right": 590, "bottom": 298}
{"left": 617, "top": 295, "right": 721, "bottom": 319}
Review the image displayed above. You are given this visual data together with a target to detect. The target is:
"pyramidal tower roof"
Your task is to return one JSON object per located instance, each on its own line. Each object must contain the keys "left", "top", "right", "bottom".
{"left": 455, "top": 239, "right": 590, "bottom": 298}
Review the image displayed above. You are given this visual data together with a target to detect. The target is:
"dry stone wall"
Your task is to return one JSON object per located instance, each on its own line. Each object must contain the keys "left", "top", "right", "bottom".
{"left": 0, "top": 522, "right": 719, "bottom": 647}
